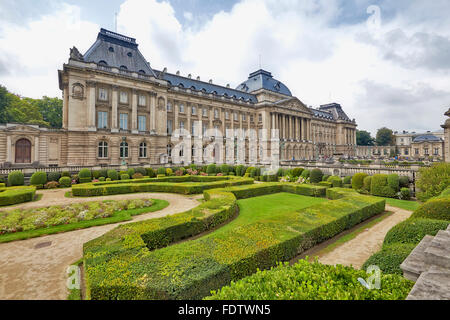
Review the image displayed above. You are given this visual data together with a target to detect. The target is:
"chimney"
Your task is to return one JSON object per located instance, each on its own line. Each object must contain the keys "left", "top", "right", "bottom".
{"left": 176, "top": 70, "right": 180, "bottom": 75}
{"left": 226, "top": 84, "right": 230, "bottom": 88}
{"left": 188, "top": 74, "right": 192, "bottom": 79}
{"left": 196, "top": 76, "right": 200, "bottom": 81}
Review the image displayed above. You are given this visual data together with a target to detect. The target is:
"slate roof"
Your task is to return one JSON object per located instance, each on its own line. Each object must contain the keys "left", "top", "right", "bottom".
{"left": 155, "top": 70, "right": 257, "bottom": 103}
{"left": 413, "top": 135, "right": 442, "bottom": 143}
{"left": 318, "top": 103, "right": 352, "bottom": 122}
{"left": 83, "top": 28, "right": 156, "bottom": 76}
{"left": 309, "top": 108, "right": 334, "bottom": 120}
{"left": 236, "top": 69, "right": 292, "bottom": 96}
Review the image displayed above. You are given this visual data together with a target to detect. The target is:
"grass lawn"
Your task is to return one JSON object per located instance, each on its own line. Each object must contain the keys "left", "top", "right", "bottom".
{"left": 383, "top": 198, "right": 421, "bottom": 211}
{"left": 0, "top": 199, "right": 169, "bottom": 243}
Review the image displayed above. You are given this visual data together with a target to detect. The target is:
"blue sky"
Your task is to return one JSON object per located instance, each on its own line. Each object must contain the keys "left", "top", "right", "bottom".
{"left": 0, "top": 0, "right": 449, "bottom": 135}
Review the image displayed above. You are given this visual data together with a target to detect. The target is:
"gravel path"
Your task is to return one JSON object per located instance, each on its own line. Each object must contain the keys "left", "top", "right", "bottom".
{"left": 0, "top": 189, "right": 202, "bottom": 300}
{"left": 318, "top": 205, "right": 412, "bottom": 269}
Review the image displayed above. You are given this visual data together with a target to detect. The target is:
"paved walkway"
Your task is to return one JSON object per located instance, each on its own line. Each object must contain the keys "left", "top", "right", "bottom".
{"left": 0, "top": 189, "right": 201, "bottom": 300}
{"left": 318, "top": 205, "right": 412, "bottom": 269}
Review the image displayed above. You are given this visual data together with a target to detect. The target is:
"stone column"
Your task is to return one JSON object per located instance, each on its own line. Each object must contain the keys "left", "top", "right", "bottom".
{"left": 111, "top": 86, "right": 119, "bottom": 133}
{"left": 174, "top": 102, "right": 179, "bottom": 132}
{"left": 62, "top": 83, "right": 69, "bottom": 130}
{"left": 150, "top": 94, "right": 157, "bottom": 133}
{"left": 6, "top": 135, "right": 11, "bottom": 162}
{"left": 131, "top": 89, "right": 138, "bottom": 134}
{"left": 86, "top": 81, "right": 96, "bottom": 131}
{"left": 34, "top": 136, "right": 39, "bottom": 162}
{"left": 187, "top": 103, "right": 192, "bottom": 136}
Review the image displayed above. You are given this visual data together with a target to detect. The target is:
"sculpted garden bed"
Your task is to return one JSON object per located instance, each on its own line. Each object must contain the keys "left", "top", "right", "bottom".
{"left": 0, "top": 198, "right": 168, "bottom": 243}
{"left": 83, "top": 185, "right": 386, "bottom": 300}
{"left": 0, "top": 186, "right": 36, "bottom": 206}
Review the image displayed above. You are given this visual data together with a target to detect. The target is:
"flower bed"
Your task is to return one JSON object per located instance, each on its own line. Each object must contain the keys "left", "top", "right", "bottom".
{"left": 0, "top": 186, "right": 36, "bottom": 206}
{"left": 83, "top": 186, "right": 385, "bottom": 300}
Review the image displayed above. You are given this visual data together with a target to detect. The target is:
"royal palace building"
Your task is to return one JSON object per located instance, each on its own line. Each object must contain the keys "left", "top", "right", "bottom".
{"left": 0, "top": 28, "right": 358, "bottom": 168}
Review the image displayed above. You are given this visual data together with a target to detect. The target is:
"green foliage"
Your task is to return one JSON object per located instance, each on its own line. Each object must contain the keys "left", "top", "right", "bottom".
{"left": 126, "top": 168, "right": 135, "bottom": 177}
{"left": 399, "top": 176, "right": 410, "bottom": 188}
{"left": 98, "top": 177, "right": 105, "bottom": 182}
{"left": 416, "top": 163, "right": 450, "bottom": 202}
{"left": 370, "top": 174, "right": 395, "bottom": 198}
{"left": 206, "top": 164, "right": 217, "bottom": 174}
{"left": 30, "top": 171, "right": 47, "bottom": 186}
{"left": 146, "top": 168, "right": 156, "bottom": 178}
{"left": 92, "top": 171, "right": 101, "bottom": 179}
{"left": 132, "top": 173, "right": 144, "bottom": 179}
{"left": 352, "top": 173, "right": 368, "bottom": 190}
{"left": 362, "top": 243, "right": 416, "bottom": 275}
{"left": 107, "top": 170, "right": 119, "bottom": 181}
{"left": 47, "top": 171, "right": 61, "bottom": 182}
{"left": 235, "top": 165, "right": 245, "bottom": 176}
{"left": 384, "top": 218, "right": 450, "bottom": 246}
{"left": 61, "top": 171, "right": 71, "bottom": 178}
{"left": 309, "top": 169, "right": 323, "bottom": 183}
{"left": 8, "top": 171, "right": 24, "bottom": 186}
{"left": 356, "top": 130, "right": 375, "bottom": 146}
{"left": 343, "top": 176, "right": 352, "bottom": 185}
{"left": 322, "top": 174, "right": 330, "bottom": 182}
{"left": 120, "top": 174, "right": 130, "bottom": 180}
{"left": 387, "top": 174, "right": 399, "bottom": 192}
{"left": 363, "top": 176, "right": 372, "bottom": 192}
{"left": 411, "top": 197, "right": 450, "bottom": 221}
{"left": 376, "top": 127, "right": 394, "bottom": 146}
{"left": 165, "top": 168, "right": 173, "bottom": 176}
{"left": 301, "top": 169, "right": 310, "bottom": 179}
{"left": 44, "top": 181, "right": 60, "bottom": 189}
{"left": 220, "top": 164, "right": 229, "bottom": 175}
{"left": 59, "top": 176, "right": 71, "bottom": 188}
{"left": 99, "top": 169, "right": 108, "bottom": 178}
{"left": 292, "top": 167, "right": 304, "bottom": 177}
{"left": 206, "top": 260, "right": 412, "bottom": 300}
{"left": 0, "top": 186, "right": 35, "bottom": 206}
{"left": 327, "top": 176, "right": 343, "bottom": 188}
{"left": 399, "top": 188, "right": 411, "bottom": 200}
{"left": 156, "top": 167, "right": 166, "bottom": 175}
{"left": 135, "top": 167, "right": 146, "bottom": 176}
{"left": 78, "top": 169, "right": 91, "bottom": 179}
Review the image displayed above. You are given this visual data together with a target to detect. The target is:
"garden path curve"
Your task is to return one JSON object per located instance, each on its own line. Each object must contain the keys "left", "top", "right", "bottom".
{"left": 0, "top": 189, "right": 201, "bottom": 300}
{"left": 318, "top": 205, "right": 412, "bottom": 269}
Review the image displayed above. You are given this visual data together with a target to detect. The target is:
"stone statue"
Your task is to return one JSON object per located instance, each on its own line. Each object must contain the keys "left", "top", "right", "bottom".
{"left": 70, "top": 46, "right": 84, "bottom": 61}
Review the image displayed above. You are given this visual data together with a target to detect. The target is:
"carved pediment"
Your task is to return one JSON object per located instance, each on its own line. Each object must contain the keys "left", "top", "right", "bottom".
{"left": 5, "top": 124, "right": 43, "bottom": 133}
{"left": 281, "top": 98, "right": 313, "bottom": 115}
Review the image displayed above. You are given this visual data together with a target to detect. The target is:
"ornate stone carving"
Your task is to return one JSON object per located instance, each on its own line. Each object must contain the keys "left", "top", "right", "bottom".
{"left": 157, "top": 96, "right": 165, "bottom": 110}
{"left": 72, "top": 82, "right": 84, "bottom": 100}
{"left": 69, "top": 46, "right": 84, "bottom": 61}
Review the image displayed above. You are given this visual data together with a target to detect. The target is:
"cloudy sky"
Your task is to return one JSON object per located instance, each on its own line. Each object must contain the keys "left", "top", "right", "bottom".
{"left": 0, "top": 0, "right": 449, "bottom": 135}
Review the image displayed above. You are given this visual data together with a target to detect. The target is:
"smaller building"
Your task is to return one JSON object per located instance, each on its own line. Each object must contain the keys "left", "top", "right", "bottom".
{"left": 394, "top": 130, "right": 445, "bottom": 161}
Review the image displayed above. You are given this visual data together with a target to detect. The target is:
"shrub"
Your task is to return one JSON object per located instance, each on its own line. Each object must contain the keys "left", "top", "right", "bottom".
{"left": 206, "top": 260, "right": 413, "bottom": 300}
{"left": 399, "top": 188, "right": 411, "bottom": 200}
{"left": 322, "top": 175, "right": 330, "bottom": 182}
{"left": 98, "top": 177, "right": 105, "bottom": 182}
{"left": 60, "top": 175, "right": 72, "bottom": 186}
{"left": 106, "top": 178, "right": 112, "bottom": 182}
{"left": 352, "top": 173, "right": 368, "bottom": 190}
{"left": 310, "top": 169, "right": 323, "bottom": 183}
{"left": 343, "top": 176, "right": 352, "bottom": 185}
{"left": 132, "top": 173, "right": 144, "bottom": 179}
{"left": 107, "top": 170, "right": 119, "bottom": 181}
{"left": 8, "top": 171, "right": 24, "bottom": 186}
{"left": 370, "top": 174, "right": 395, "bottom": 198}
{"left": 30, "top": 171, "right": 47, "bottom": 186}
{"left": 47, "top": 171, "right": 61, "bottom": 182}
{"left": 363, "top": 176, "right": 372, "bottom": 192}
{"left": 292, "top": 168, "right": 304, "bottom": 177}
{"left": 384, "top": 218, "right": 450, "bottom": 246}
{"left": 44, "top": 181, "right": 60, "bottom": 189}
{"left": 206, "top": 164, "right": 217, "bottom": 175}
{"left": 301, "top": 169, "right": 310, "bottom": 179}
{"left": 235, "top": 165, "right": 245, "bottom": 177}
{"left": 399, "top": 176, "right": 410, "bottom": 188}
{"left": 220, "top": 164, "right": 229, "bottom": 175}
{"left": 61, "top": 171, "right": 71, "bottom": 177}
{"left": 327, "top": 176, "right": 342, "bottom": 188}
{"left": 362, "top": 243, "right": 416, "bottom": 275}
{"left": 416, "top": 163, "right": 450, "bottom": 202}
{"left": 166, "top": 168, "right": 173, "bottom": 176}
{"left": 147, "top": 168, "right": 156, "bottom": 178}
{"left": 99, "top": 169, "right": 108, "bottom": 178}
{"left": 135, "top": 167, "right": 146, "bottom": 176}
{"left": 0, "top": 186, "right": 36, "bottom": 206}
{"left": 245, "top": 167, "right": 255, "bottom": 175}
{"left": 78, "top": 168, "right": 91, "bottom": 179}
{"left": 411, "top": 197, "right": 450, "bottom": 221}
{"left": 127, "top": 168, "right": 135, "bottom": 177}
{"left": 387, "top": 174, "right": 400, "bottom": 192}
{"left": 120, "top": 174, "right": 130, "bottom": 180}
{"left": 157, "top": 167, "right": 166, "bottom": 175}
{"left": 92, "top": 170, "right": 101, "bottom": 179}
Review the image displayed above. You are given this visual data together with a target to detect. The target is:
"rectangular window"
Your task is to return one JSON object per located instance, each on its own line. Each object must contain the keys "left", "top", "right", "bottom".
{"left": 167, "top": 103, "right": 172, "bottom": 112}
{"left": 167, "top": 119, "right": 173, "bottom": 134}
{"left": 180, "top": 120, "right": 185, "bottom": 130}
{"left": 242, "top": 113, "right": 246, "bottom": 121}
{"left": 138, "top": 95, "right": 146, "bottom": 106}
{"left": 191, "top": 122, "right": 195, "bottom": 135}
{"left": 119, "top": 91, "right": 128, "bottom": 104}
{"left": 434, "top": 148, "right": 439, "bottom": 155}
{"left": 415, "top": 148, "right": 419, "bottom": 155}
{"left": 233, "top": 112, "right": 238, "bottom": 121}
{"left": 202, "top": 108, "right": 208, "bottom": 117}
{"left": 424, "top": 148, "right": 429, "bottom": 155}
{"left": 259, "top": 114, "right": 262, "bottom": 122}
{"left": 192, "top": 106, "right": 197, "bottom": 115}
{"left": 99, "top": 88, "right": 108, "bottom": 101}
{"left": 202, "top": 124, "right": 207, "bottom": 136}
{"left": 97, "top": 111, "right": 108, "bottom": 129}
{"left": 119, "top": 113, "right": 128, "bottom": 130}
{"left": 250, "top": 115, "right": 254, "bottom": 123}
{"left": 138, "top": 115, "right": 146, "bottom": 131}
{"left": 225, "top": 111, "right": 229, "bottom": 120}
{"left": 214, "top": 109, "right": 219, "bottom": 119}
{"left": 179, "top": 104, "right": 185, "bottom": 113}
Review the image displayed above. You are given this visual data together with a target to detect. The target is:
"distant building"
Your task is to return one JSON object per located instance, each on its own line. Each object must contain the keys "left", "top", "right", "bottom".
{"left": 394, "top": 130, "right": 445, "bottom": 161}
{"left": 442, "top": 108, "right": 450, "bottom": 162}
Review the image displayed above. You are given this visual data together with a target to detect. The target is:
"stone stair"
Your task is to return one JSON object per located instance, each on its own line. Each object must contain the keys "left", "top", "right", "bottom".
{"left": 401, "top": 224, "right": 450, "bottom": 300}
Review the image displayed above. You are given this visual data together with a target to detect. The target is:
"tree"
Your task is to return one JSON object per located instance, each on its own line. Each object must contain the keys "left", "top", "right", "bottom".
{"left": 356, "top": 130, "right": 375, "bottom": 146}
{"left": 25, "top": 96, "right": 62, "bottom": 128}
{"left": 0, "top": 85, "right": 11, "bottom": 123}
{"left": 376, "top": 127, "right": 394, "bottom": 146}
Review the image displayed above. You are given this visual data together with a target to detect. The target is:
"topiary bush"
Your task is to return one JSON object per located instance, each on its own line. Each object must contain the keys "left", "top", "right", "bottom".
{"left": 235, "top": 165, "right": 245, "bottom": 177}
{"left": 61, "top": 171, "right": 71, "bottom": 178}
{"left": 99, "top": 169, "right": 108, "bottom": 178}
{"left": 47, "top": 171, "right": 61, "bottom": 182}
{"left": 352, "top": 173, "right": 368, "bottom": 190}
{"left": 166, "top": 168, "right": 173, "bottom": 176}
{"left": 8, "top": 171, "right": 24, "bottom": 186}
{"left": 370, "top": 174, "right": 395, "bottom": 198}
{"left": 399, "top": 188, "right": 411, "bottom": 200}
{"left": 399, "top": 176, "right": 410, "bottom": 188}
{"left": 220, "top": 164, "right": 229, "bottom": 175}
{"left": 145, "top": 168, "right": 155, "bottom": 178}
{"left": 135, "top": 167, "right": 146, "bottom": 176}
{"left": 292, "top": 168, "right": 304, "bottom": 177}
{"left": 99, "top": 177, "right": 106, "bottom": 182}
{"left": 127, "top": 168, "right": 135, "bottom": 177}
{"left": 327, "top": 176, "right": 342, "bottom": 188}
{"left": 411, "top": 197, "right": 450, "bottom": 221}
{"left": 205, "top": 164, "right": 216, "bottom": 175}
{"left": 78, "top": 168, "right": 91, "bottom": 183}
{"left": 301, "top": 169, "right": 310, "bottom": 179}
{"left": 363, "top": 176, "right": 372, "bottom": 192}
{"left": 120, "top": 174, "right": 130, "bottom": 180}
{"left": 387, "top": 174, "right": 399, "bottom": 192}
{"left": 322, "top": 174, "right": 330, "bottom": 182}
{"left": 415, "top": 162, "right": 450, "bottom": 202}
{"left": 59, "top": 176, "right": 72, "bottom": 188}
{"left": 309, "top": 169, "right": 323, "bottom": 183}
{"left": 132, "top": 173, "right": 144, "bottom": 179}
{"left": 107, "top": 170, "right": 119, "bottom": 181}
{"left": 156, "top": 167, "right": 166, "bottom": 176}
{"left": 92, "top": 170, "right": 101, "bottom": 179}
{"left": 30, "top": 171, "right": 47, "bottom": 187}
{"left": 384, "top": 218, "right": 450, "bottom": 246}
{"left": 343, "top": 176, "right": 352, "bottom": 185}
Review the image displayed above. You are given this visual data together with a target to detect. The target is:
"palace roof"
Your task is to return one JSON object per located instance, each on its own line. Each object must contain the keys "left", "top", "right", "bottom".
{"left": 236, "top": 69, "right": 292, "bottom": 96}
{"left": 318, "top": 103, "right": 353, "bottom": 122}
{"left": 413, "top": 135, "right": 442, "bottom": 143}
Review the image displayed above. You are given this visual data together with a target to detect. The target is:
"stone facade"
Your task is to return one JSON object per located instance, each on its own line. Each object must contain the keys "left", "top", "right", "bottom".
{"left": 441, "top": 108, "right": 450, "bottom": 162}
{"left": 0, "top": 28, "right": 358, "bottom": 168}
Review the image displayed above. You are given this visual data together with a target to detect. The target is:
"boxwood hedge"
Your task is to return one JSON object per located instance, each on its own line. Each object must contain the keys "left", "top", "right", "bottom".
{"left": 0, "top": 186, "right": 36, "bottom": 206}
{"left": 410, "top": 197, "right": 450, "bottom": 221}
{"left": 83, "top": 186, "right": 385, "bottom": 300}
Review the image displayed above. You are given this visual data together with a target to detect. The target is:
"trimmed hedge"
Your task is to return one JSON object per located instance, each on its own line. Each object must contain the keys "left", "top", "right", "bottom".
{"left": 83, "top": 186, "right": 385, "bottom": 300}
{"left": 48, "top": 172, "right": 61, "bottom": 182}
{"left": 327, "top": 176, "right": 342, "bottom": 188}
{"left": 363, "top": 176, "right": 372, "bottom": 192}
{"left": 384, "top": 218, "right": 450, "bottom": 246}
{"left": 8, "top": 171, "right": 24, "bottom": 186}
{"left": 399, "top": 176, "right": 410, "bottom": 188}
{"left": 343, "top": 176, "right": 352, "bottom": 185}
{"left": 362, "top": 243, "right": 416, "bottom": 275}
{"left": 0, "top": 186, "right": 36, "bottom": 206}
{"left": 107, "top": 170, "right": 119, "bottom": 181}
{"left": 30, "top": 171, "right": 47, "bottom": 187}
{"left": 410, "top": 197, "right": 450, "bottom": 221}
{"left": 310, "top": 169, "right": 323, "bottom": 183}
{"left": 59, "top": 176, "right": 72, "bottom": 188}
{"left": 206, "top": 260, "right": 413, "bottom": 300}
{"left": 370, "top": 174, "right": 396, "bottom": 198}
{"left": 387, "top": 174, "right": 399, "bottom": 192}
{"left": 352, "top": 173, "right": 368, "bottom": 190}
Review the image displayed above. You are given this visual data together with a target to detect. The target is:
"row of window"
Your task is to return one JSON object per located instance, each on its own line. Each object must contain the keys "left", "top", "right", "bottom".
{"left": 98, "top": 111, "right": 147, "bottom": 131}
{"left": 398, "top": 148, "right": 440, "bottom": 156}
{"left": 98, "top": 141, "right": 148, "bottom": 159}
{"left": 166, "top": 103, "right": 261, "bottom": 122}
{"left": 98, "top": 88, "right": 147, "bottom": 106}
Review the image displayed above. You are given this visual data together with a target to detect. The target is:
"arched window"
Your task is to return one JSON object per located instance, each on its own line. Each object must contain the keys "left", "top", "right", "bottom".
{"left": 98, "top": 60, "right": 108, "bottom": 66}
{"left": 167, "top": 144, "right": 172, "bottom": 157}
{"left": 139, "top": 142, "right": 147, "bottom": 158}
{"left": 120, "top": 142, "right": 128, "bottom": 158}
{"left": 138, "top": 70, "right": 146, "bottom": 74}
{"left": 98, "top": 141, "right": 108, "bottom": 158}
{"left": 120, "top": 65, "right": 128, "bottom": 70}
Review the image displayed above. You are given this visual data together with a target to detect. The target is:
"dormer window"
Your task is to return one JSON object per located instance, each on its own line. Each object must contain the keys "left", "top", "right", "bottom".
{"left": 127, "top": 52, "right": 132, "bottom": 57}
{"left": 120, "top": 65, "right": 128, "bottom": 70}
{"left": 274, "top": 82, "right": 281, "bottom": 91}
{"left": 109, "top": 47, "right": 114, "bottom": 52}
{"left": 138, "top": 70, "right": 146, "bottom": 74}
{"left": 98, "top": 60, "right": 108, "bottom": 66}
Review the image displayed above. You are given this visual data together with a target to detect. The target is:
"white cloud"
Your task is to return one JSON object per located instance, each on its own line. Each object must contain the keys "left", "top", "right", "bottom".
{"left": 0, "top": 0, "right": 449, "bottom": 135}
